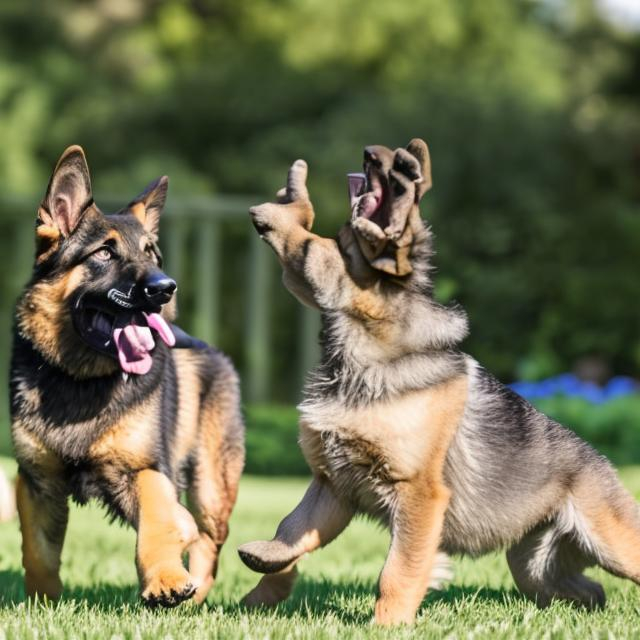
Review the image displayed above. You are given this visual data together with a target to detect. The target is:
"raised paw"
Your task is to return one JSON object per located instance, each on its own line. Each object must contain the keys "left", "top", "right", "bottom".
{"left": 141, "top": 565, "right": 197, "bottom": 608}
{"left": 238, "top": 539, "right": 299, "bottom": 574}
{"left": 249, "top": 203, "right": 280, "bottom": 238}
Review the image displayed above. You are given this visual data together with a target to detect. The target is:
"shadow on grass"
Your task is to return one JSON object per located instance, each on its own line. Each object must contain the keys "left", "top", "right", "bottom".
{"left": 0, "top": 570, "right": 218, "bottom": 617}
{"left": 0, "top": 569, "right": 142, "bottom": 611}
{"left": 0, "top": 569, "right": 521, "bottom": 621}
{"left": 223, "top": 576, "right": 522, "bottom": 624}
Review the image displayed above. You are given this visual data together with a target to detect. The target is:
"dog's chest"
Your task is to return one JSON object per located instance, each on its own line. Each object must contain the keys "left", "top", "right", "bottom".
{"left": 299, "top": 391, "right": 436, "bottom": 519}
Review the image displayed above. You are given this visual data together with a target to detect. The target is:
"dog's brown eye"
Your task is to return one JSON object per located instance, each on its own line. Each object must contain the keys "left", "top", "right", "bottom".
{"left": 93, "top": 247, "right": 113, "bottom": 261}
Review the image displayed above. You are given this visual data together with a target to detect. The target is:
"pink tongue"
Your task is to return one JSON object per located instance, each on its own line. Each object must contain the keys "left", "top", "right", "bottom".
{"left": 112, "top": 314, "right": 176, "bottom": 375}
{"left": 145, "top": 313, "right": 176, "bottom": 347}
{"left": 114, "top": 325, "right": 155, "bottom": 375}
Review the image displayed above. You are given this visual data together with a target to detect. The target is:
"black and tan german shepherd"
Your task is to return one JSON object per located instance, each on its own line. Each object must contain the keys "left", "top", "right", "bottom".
{"left": 239, "top": 141, "right": 640, "bottom": 625}
{"left": 10, "top": 146, "right": 244, "bottom": 607}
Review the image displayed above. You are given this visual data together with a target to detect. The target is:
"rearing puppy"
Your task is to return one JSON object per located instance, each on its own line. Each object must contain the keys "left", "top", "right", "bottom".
{"left": 239, "top": 140, "right": 640, "bottom": 625}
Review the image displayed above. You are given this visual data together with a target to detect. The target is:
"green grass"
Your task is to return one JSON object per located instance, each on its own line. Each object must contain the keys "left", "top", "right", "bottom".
{"left": 1, "top": 460, "right": 640, "bottom": 639}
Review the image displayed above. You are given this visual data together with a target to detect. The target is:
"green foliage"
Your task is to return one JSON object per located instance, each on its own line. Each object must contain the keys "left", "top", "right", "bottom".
{"left": 0, "top": 0, "right": 638, "bottom": 407}
{"left": 0, "top": 464, "right": 640, "bottom": 638}
{"left": 534, "top": 395, "right": 640, "bottom": 466}
{"left": 244, "top": 404, "right": 307, "bottom": 475}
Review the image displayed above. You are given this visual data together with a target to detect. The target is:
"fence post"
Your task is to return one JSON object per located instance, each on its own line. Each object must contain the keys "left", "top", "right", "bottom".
{"left": 193, "top": 216, "right": 220, "bottom": 345}
{"left": 0, "top": 218, "right": 33, "bottom": 448}
{"left": 163, "top": 216, "right": 187, "bottom": 298}
{"left": 245, "top": 233, "right": 271, "bottom": 403}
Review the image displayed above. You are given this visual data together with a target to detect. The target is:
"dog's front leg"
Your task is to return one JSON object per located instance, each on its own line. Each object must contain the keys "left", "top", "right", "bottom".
{"left": 238, "top": 477, "right": 354, "bottom": 606}
{"left": 375, "top": 481, "right": 450, "bottom": 625}
{"left": 16, "top": 473, "right": 69, "bottom": 600}
{"left": 134, "top": 469, "right": 200, "bottom": 607}
{"left": 250, "top": 160, "right": 356, "bottom": 311}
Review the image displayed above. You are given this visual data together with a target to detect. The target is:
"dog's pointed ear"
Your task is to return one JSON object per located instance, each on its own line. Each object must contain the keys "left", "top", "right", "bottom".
{"left": 38, "top": 145, "right": 93, "bottom": 237}
{"left": 128, "top": 176, "right": 168, "bottom": 236}
{"left": 406, "top": 138, "right": 432, "bottom": 200}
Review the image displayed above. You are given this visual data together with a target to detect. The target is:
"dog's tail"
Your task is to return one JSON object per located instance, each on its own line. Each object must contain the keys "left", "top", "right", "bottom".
{"left": 567, "top": 460, "right": 640, "bottom": 585}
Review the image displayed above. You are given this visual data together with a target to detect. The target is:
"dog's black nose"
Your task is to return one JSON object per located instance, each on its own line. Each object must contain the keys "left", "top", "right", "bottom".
{"left": 142, "top": 272, "right": 176, "bottom": 305}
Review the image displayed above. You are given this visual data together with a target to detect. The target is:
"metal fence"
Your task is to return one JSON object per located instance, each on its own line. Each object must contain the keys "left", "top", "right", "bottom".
{"left": 0, "top": 194, "right": 321, "bottom": 429}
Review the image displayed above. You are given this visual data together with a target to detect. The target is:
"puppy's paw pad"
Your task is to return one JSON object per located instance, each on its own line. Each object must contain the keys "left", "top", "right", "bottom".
{"left": 141, "top": 568, "right": 196, "bottom": 608}
{"left": 238, "top": 540, "right": 297, "bottom": 574}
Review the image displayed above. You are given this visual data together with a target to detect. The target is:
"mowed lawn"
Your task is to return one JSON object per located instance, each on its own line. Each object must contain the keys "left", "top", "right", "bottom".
{"left": 0, "top": 459, "right": 640, "bottom": 639}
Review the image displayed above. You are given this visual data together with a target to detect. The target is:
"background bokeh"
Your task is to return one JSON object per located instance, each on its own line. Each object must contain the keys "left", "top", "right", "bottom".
{"left": 0, "top": 0, "right": 638, "bottom": 465}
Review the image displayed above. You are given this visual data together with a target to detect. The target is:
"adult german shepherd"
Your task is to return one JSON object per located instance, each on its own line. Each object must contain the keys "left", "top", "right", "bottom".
{"left": 10, "top": 146, "right": 244, "bottom": 607}
{"left": 239, "top": 140, "right": 640, "bottom": 624}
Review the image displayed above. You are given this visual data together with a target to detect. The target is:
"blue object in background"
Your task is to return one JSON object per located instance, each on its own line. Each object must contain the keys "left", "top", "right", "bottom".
{"left": 509, "top": 374, "right": 639, "bottom": 404}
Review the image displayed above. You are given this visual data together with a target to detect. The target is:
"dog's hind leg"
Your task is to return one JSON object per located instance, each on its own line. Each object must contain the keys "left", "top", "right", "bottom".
{"left": 16, "top": 473, "right": 69, "bottom": 600}
{"left": 238, "top": 477, "right": 354, "bottom": 607}
{"left": 187, "top": 391, "right": 244, "bottom": 604}
{"left": 506, "top": 520, "right": 605, "bottom": 610}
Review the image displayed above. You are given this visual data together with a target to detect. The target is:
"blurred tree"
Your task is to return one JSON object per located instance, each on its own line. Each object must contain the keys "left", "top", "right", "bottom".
{"left": 0, "top": 0, "right": 638, "bottom": 405}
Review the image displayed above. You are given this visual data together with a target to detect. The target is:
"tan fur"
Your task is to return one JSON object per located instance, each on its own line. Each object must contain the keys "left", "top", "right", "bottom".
{"left": 135, "top": 469, "right": 200, "bottom": 603}
{"left": 12, "top": 426, "right": 63, "bottom": 476}
{"left": 88, "top": 399, "right": 158, "bottom": 470}
{"left": 573, "top": 476, "right": 640, "bottom": 582}
{"left": 16, "top": 474, "right": 67, "bottom": 599}
{"left": 130, "top": 202, "right": 147, "bottom": 226}
{"left": 300, "top": 377, "right": 468, "bottom": 483}
{"left": 35, "top": 223, "right": 61, "bottom": 263}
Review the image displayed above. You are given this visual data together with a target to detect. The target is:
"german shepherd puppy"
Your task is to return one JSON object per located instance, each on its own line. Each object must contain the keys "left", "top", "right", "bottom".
{"left": 239, "top": 140, "right": 640, "bottom": 624}
{"left": 10, "top": 146, "right": 244, "bottom": 607}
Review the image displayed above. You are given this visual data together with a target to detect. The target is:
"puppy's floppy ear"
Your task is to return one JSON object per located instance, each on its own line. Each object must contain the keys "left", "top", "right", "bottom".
{"left": 128, "top": 176, "right": 168, "bottom": 236}
{"left": 38, "top": 145, "right": 93, "bottom": 237}
{"left": 406, "top": 138, "right": 432, "bottom": 200}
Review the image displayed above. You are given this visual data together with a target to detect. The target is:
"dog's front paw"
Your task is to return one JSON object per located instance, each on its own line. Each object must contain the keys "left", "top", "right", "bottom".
{"left": 24, "top": 571, "right": 63, "bottom": 601}
{"left": 249, "top": 203, "right": 281, "bottom": 238}
{"left": 141, "top": 565, "right": 197, "bottom": 608}
{"left": 238, "top": 540, "right": 299, "bottom": 574}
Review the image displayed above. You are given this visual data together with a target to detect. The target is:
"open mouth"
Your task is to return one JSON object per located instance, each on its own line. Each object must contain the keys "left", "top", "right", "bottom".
{"left": 73, "top": 302, "right": 176, "bottom": 375}
{"left": 348, "top": 169, "right": 390, "bottom": 230}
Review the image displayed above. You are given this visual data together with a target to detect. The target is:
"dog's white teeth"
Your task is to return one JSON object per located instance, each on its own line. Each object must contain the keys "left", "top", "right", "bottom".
{"left": 122, "top": 372, "right": 129, "bottom": 382}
